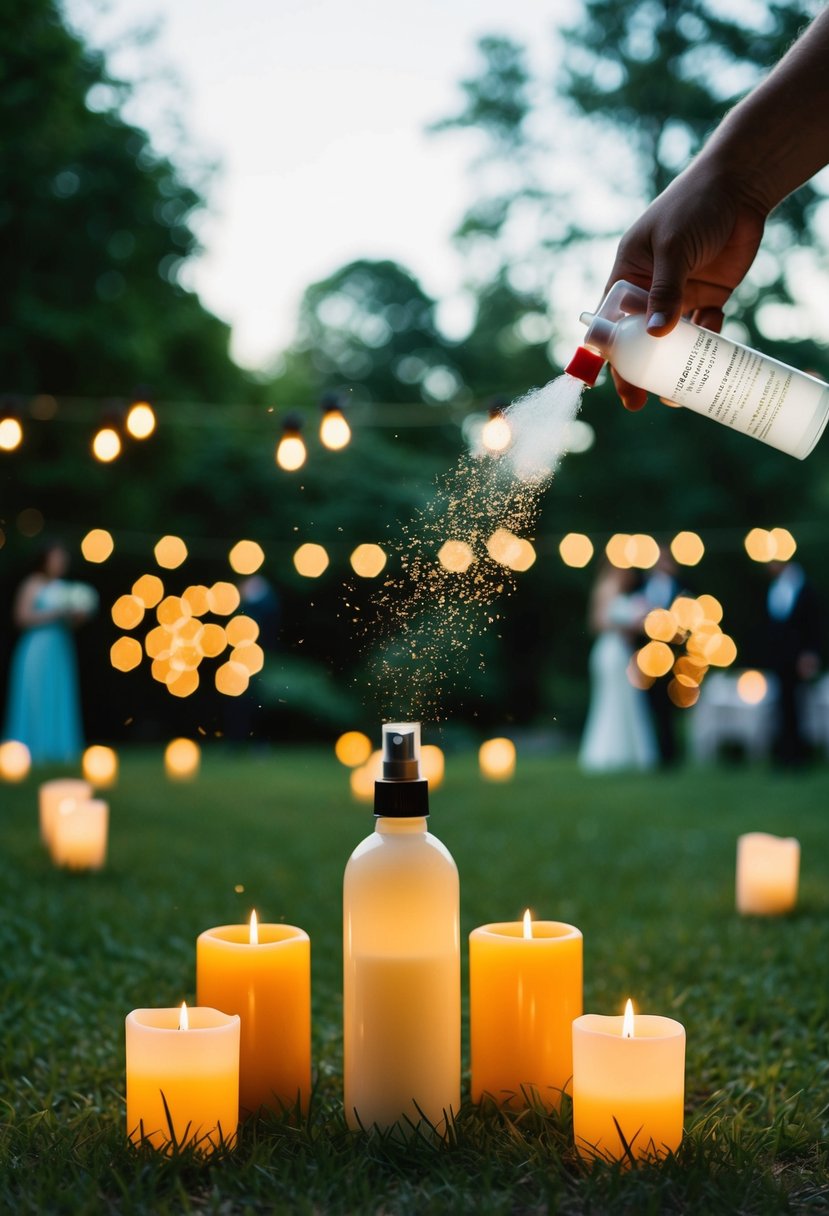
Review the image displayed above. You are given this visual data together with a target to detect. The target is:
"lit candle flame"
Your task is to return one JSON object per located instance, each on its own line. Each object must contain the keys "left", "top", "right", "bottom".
{"left": 249, "top": 908, "right": 259, "bottom": 946}
{"left": 178, "top": 1001, "right": 189, "bottom": 1031}
{"left": 523, "top": 908, "right": 533, "bottom": 940}
{"left": 622, "top": 998, "right": 635, "bottom": 1039}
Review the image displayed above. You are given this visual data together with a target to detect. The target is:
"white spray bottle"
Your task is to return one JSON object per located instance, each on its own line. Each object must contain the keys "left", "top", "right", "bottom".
{"left": 566, "top": 280, "right": 829, "bottom": 459}
{"left": 343, "top": 722, "right": 460, "bottom": 1136}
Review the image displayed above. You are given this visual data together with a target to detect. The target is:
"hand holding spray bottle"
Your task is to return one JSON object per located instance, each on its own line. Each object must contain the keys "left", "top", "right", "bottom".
{"left": 566, "top": 280, "right": 829, "bottom": 459}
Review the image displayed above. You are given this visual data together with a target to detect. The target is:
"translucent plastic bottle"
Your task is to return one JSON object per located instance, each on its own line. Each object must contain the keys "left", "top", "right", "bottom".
{"left": 343, "top": 722, "right": 460, "bottom": 1136}
{"left": 566, "top": 280, "right": 829, "bottom": 459}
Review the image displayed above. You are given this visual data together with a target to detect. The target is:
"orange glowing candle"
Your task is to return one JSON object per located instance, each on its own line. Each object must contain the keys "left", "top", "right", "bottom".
{"left": 469, "top": 912, "right": 583, "bottom": 1109}
{"left": 736, "top": 832, "right": 800, "bottom": 915}
{"left": 125, "top": 1003, "right": 240, "bottom": 1153}
{"left": 49, "top": 797, "right": 108, "bottom": 870}
{"left": 196, "top": 913, "right": 311, "bottom": 1117}
{"left": 572, "top": 1000, "right": 685, "bottom": 1162}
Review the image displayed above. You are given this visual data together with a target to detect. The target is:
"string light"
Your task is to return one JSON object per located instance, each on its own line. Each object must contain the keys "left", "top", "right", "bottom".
{"left": 276, "top": 414, "right": 306, "bottom": 471}
{"left": 319, "top": 394, "right": 351, "bottom": 450}
{"left": 126, "top": 400, "right": 156, "bottom": 439}
{"left": 0, "top": 412, "right": 23, "bottom": 452}
{"left": 92, "top": 426, "right": 121, "bottom": 462}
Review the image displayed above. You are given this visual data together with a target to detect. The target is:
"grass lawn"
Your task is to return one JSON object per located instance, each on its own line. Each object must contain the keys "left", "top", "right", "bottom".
{"left": 1, "top": 747, "right": 828, "bottom": 1214}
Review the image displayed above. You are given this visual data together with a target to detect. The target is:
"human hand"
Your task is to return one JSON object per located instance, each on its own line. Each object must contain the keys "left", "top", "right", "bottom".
{"left": 605, "top": 166, "right": 767, "bottom": 409}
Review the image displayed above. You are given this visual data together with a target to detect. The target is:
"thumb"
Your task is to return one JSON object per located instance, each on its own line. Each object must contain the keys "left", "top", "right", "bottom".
{"left": 645, "top": 269, "right": 686, "bottom": 336}
{"left": 641, "top": 277, "right": 680, "bottom": 338}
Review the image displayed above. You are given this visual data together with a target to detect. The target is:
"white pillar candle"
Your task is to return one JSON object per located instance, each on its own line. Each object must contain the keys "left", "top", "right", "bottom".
{"left": 125, "top": 1005, "right": 240, "bottom": 1154}
{"left": 736, "top": 832, "right": 800, "bottom": 915}
{"left": 50, "top": 798, "right": 108, "bottom": 870}
{"left": 38, "top": 779, "right": 92, "bottom": 847}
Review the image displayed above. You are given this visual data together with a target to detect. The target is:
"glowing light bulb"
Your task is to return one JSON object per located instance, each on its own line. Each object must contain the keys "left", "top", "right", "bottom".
{"left": 320, "top": 404, "right": 351, "bottom": 450}
{"left": 622, "top": 998, "right": 635, "bottom": 1038}
{"left": 276, "top": 417, "right": 306, "bottom": 471}
{"left": 92, "top": 426, "right": 121, "bottom": 462}
{"left": 126, "top": 401, "right": 156, "bottom": 439}
{"left": 249, "top": 909, "right": 259, "bottom": 945}
{"left": 523, "top": 909, "right": 532, "bottom": 940}
{"left": 0, "top": 416, "right": 23, "bottom": 451}
{"left": 481, "top": 409, "right": 512, "bottom": 453}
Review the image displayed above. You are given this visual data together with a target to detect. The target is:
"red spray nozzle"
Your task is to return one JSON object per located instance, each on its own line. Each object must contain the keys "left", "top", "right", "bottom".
{"left": 565, "top": 344, "right": 605, "bottom": 387}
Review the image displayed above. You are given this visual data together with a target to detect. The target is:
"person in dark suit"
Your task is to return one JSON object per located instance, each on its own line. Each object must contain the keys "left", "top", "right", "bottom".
{"left": 764, "top": 560, "right": 821, "bottom": 766}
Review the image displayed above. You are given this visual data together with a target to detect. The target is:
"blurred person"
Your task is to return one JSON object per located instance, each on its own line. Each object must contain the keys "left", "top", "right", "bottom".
{"left": 764, "top": 558, "right": 821, "bottom": 766}
{"left": 579, "top": 561, "right": 658, "bottom": 773}
{"left": 3, "top": 541, "right": 96, "bottom": 764}
{"left": 603, "top": 7, "right": 829, "bottom": 411}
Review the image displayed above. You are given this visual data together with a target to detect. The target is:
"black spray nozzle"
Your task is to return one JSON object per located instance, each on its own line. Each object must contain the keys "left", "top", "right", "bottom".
{"left": 381, "top": 722, "right": 421, "bottom": 781}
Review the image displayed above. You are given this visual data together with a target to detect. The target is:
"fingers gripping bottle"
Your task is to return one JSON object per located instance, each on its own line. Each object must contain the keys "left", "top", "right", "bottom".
{"left": 343, "top": 722, "right": 460, "bottom": 1136}
{"left": 566, "top": 280, "right": 829, "bottom": 459}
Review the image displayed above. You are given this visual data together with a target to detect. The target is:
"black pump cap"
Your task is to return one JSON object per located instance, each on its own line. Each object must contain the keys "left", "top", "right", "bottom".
{"left": 374, "top": 722, "right": 430, "bottom": 817}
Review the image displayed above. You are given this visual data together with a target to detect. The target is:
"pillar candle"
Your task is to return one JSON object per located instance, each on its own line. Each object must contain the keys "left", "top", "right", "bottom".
{"left": 196, "top": 920, "right": 311, "bottom": 1117}
{"left": 49, "top": 797, "right": 108, "bottom": 870}
{"left": 469, "top": 916, "right": 582, "bottom": 1109}
{"left": 125, "top": 1005, "right": 240, "bottom": 1153}
{"left": 38, "top": 779, "right": 92, "bottom": 847}
{"left": 572, "top": 1005, "right": 685, "bottom": 1162}
{"left": 736, "top": 832, "right": 800, "bottom": 915}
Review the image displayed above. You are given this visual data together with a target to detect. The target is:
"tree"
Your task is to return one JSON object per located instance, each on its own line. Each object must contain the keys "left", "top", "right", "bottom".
{"left": 0, "top": 0, "right": 249, "bottom": 401}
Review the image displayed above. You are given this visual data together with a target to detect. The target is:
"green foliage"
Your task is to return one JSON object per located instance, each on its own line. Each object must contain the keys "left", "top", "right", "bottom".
{"left": 1, "top": 749, "right": 828, "bottom": 1213}
{"left": 0, "top": 0, "right": 249, "bottom": 400}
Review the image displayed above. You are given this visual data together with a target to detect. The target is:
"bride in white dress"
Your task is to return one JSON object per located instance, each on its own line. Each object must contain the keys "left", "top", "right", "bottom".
{"left": 579, "top": 562, "right": 658, "bottom": 773}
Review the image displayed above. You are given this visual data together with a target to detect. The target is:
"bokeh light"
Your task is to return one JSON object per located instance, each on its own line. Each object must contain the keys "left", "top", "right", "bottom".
{"left": 421, "top": 744, "right": 445, "bottom": 790}
{"left": 636, "top": 641, "right": 675, "bottom": 678}
{"left": 276, "top": 419, "right": 306, "bottom": 471}
{"left": 81, "top": 528, "right": 114, "bottom": 563}
{"left": 737, "top": 670, "right": 768, "bottom": 705}
{"left": 92, "top": 426, "right": 121, "bottom": 462}
{"left": 207, "top": 582, "right": 241, "bottom": 615}
{"left": 132, "top": 573, "right": 164, "bottom": 608}
{"left": 695, "top": 594, "right": 723, "bottom": 624}
{"left": 168, "top": 669, "right": 200, "bottom": 698}
{"left": 126, "top": 401, "right": 156, "bottom": 439}
{"left": 671, "top": 596, "right": 704, "bottom": 633}
{"left": 350, "top": 543, "right": 387, "bottom": 578}
{"left": 644, "top": 608, "right": 677, "bottom": 643}
{"left": 707, "top": 634, "right": 738, "bottom": 667}
{"left": 215, "top": 660, "right": 250, "bottom": 696}
{"left": 335, "top": 731, "right": 373, "bottom": 768}
{"left": 670, "top": 531, "right": 705, "bottom": 566}
{"left": 744, "top": 527, "right": 775, "bottom": 562}
{"left": 82, "top": 745, "right": 118, "bottom": 787}
{"left": 350, "top": 749, "right": 383, "bottom": 802}
{"left": 111, "top": 594, "right": 144, "bottom": 631}
{"left": 229, "top": 539, "right": 265, "bottom": 575}
{"left": 486, "top": 529, "right": 536, "bottom": 572}
{"left": 769, "top": 527, "right": 797, "bottom": 561}
{"left": 0, "top": 740, "right": 31, "bottom": 782}
{"left": 226, "top": 615, "right": 259, "bottom": 646}
{"left": 667, "top": 679, "right": 700, "bottom": 708}
{"left": 481, "top": 410, "right": 512, "bottom": 453}
{"left": 157, "top": 595, "right": 191, "bottom": 630}
{"left": 0, "top": 416, "right": 24, "bottom": 451}
{"left": 605, "top": 533, "right": 633, "bottom": 569}
{"left": 438, "top": 540, "right": 475, "bottom": 573}
{"left": 200, "top": 622, "right": 228, "bottom": 657}
{"left": 559, "top": 533, "right": 594, "bottom": 568}
{"left": 154, "top": 534, "right": 188, "bottom": 569}
{"left": 110, "top": 636, "right": 143, "bottom": 672}
{"left": 479, "top": 737, "right": 516, "bottom": 782}
{"left": 165, "top": 737, "right": 201, "bottom": 780}
{"left": 231, "top": 642, "right": 265, "bottom": 674}
{"left": 293, "top": 543, "right": 329, "bottom": 578}
{"left": 183, "top": 584, "right": 211, "bottom": 616}
{"left": 627, "top": 654, "right": 654, "bottom": 690}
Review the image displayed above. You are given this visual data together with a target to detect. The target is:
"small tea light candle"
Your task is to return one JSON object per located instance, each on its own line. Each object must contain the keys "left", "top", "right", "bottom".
{"left": 572, "top": 1000, "right": 685, "bottom": 1163}
{"left": 197, "top": 913, "right": 311, "bottom": 1117}
{"left": 736, "top": 832, "right": 800, "bottom": 915}
{"left": 38, "top": 779, "right": 92, "bottom": 847}
{"left": 469, "top": 912, "right": 582, "bottom": 1109}
{"left": 125, "top": 1003, "right": 240, "bottom": 1153}
{"left": 50, "top": 797, "right": 108, "bottom": 870}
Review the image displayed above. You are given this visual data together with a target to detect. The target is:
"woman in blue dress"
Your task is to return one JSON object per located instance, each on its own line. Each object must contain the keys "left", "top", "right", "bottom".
{"left": 3, "top": 542, "right": 95, "bottom": 765}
